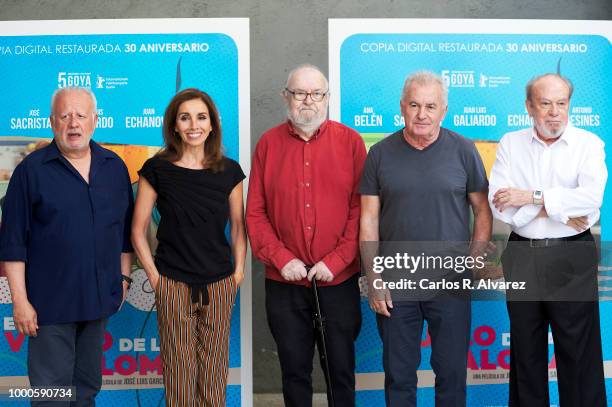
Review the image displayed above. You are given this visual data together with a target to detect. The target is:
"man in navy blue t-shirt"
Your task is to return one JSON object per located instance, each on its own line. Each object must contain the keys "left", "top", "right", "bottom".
{"left": 0, "top": 87, "right": 133, "bottom": 406}
{"left": 360, "top": 71, "right": 492, "bottom": 407}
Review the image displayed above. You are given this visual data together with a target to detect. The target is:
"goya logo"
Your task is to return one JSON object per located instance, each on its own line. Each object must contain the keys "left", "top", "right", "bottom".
{"left": 441, "top": 70, "right": 475, "bottom": 88}
{"left": 57, "top": 72, "right": 92, "bottom": 88}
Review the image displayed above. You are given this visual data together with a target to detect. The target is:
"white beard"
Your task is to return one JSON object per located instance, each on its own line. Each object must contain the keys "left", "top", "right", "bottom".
{"left": 287, "top": 108, "right": 327, "bottom": 134}
{"left": 534, "top": 120, "right": 566, "bottom": 139}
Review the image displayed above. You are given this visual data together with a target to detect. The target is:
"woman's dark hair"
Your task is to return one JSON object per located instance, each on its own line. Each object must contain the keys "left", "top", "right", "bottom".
{"left": 156, "top": 88, "right": 224, "bottom": 172}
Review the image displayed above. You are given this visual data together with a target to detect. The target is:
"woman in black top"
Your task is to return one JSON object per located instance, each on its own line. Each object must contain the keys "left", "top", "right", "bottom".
{"left": 131, "top": 88, "right": 246, "bottom": 407}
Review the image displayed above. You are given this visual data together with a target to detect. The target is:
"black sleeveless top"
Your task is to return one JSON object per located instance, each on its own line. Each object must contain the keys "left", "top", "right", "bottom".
{"left": 138, "top": 156, "right": 245, "bottom": 302}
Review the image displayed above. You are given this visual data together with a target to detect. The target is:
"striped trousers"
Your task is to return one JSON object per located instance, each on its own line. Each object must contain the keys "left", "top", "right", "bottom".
{"left": 156, "top": 273, "right": 238, "bottom": 407}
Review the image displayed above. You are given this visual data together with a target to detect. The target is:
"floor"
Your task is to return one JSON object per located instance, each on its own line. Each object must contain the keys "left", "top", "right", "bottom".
{"left": 253, "top": 393, "right": 328, "bottom": 406}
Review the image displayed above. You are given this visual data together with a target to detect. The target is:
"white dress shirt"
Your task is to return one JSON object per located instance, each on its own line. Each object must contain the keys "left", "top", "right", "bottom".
{"left": 488, "top": 124, "right": 607, "bottom": 239}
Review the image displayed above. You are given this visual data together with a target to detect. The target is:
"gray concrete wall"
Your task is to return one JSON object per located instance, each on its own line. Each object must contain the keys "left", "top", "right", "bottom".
{"left": 1, "top": 0, "right": 610, "bottom": 392}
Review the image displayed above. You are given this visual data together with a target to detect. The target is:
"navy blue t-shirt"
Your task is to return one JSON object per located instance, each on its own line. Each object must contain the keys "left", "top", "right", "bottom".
{"left": 359, "top": 128, "right": 488, "bottom": 242}
{"left": 0, "top": 140, "right": 134, "bottom": 325}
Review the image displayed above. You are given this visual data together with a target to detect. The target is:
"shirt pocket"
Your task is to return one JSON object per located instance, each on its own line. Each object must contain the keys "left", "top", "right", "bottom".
{"left": 93, "top": 185, "right": 130, "bottom": 226}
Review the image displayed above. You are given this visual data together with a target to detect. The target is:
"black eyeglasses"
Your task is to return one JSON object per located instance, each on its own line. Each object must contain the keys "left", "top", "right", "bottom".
{"left": 284, "top": 88, "right": 329, "bottom": 102}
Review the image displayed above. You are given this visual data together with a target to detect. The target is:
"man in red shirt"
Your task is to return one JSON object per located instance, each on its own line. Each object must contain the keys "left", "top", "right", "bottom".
{"left": 247, "top": 64, "right": 366, "bottom": 406}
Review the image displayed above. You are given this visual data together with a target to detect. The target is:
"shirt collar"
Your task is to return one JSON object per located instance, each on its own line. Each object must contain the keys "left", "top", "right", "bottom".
{"left": 287, "top": 119, "right": 329, "bottom": 141}
{"left": 42, "top": 139, "right": 116, "bottom": 164}
{"left": 530, "top": 123, "right": 574, "bottom": 147}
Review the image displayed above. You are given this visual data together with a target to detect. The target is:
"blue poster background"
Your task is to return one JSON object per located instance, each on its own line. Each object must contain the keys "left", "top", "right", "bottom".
{"left": 338, "top": 32, "right": 611, "bottom": 406}
{"left": 0, "top": 33, "right": 239, "bottom": 153}
{"left": 0, "top": 31, "right": 242, "bottom": 406}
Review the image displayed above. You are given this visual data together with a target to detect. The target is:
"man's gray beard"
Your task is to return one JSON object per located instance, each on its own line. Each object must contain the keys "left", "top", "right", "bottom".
{"left": 287, "top": 109, "right": 327, "bottom": 134}
{"left": 534, "top": 121, "right": 566, "bottom": 140}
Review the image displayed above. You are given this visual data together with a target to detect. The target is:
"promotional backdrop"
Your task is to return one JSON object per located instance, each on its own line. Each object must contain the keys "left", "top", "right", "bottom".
{"left": 0, "top": 18, "right": 251, "bottom": 406}
{"left": 330, "top": 18, "right": 611, "bottom": 406}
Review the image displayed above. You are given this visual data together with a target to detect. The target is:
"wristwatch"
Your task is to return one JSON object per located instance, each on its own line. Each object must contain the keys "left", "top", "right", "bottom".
{"left": 121, "top": 274, "right": 133, "bottom": 289}
{"left": 533, "top": 190, "right": 543, "bottom": 205}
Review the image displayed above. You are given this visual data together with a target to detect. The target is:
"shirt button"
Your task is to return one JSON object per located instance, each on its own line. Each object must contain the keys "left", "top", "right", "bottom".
{"left": 305, "top": 162, "right": 310, "bottom": 166}
{"left": 306, "top": 203, "right": 310, "bottom": 208}
{"left": 307, "top": 226, "right": 312, "bottom": 230}
{"left": 305, "top": 183, "right": 310, "bottom": 187}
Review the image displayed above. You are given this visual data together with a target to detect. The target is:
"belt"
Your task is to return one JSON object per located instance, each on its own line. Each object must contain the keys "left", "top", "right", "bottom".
{"left": 509, "top": 229, "right": 591, "bottom": 248}
{"left": 190, "top": 283, "right": 210, "bottom": 305}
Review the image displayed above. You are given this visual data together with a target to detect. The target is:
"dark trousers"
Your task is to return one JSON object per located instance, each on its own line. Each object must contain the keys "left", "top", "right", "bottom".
{"left": 28, "top": 318, "right": 108, "bottom": 407}
{"left": 266, "top": 274, "right": 362, "bottom": 407}
{"left": 507, "top": 301, "right": 606, "bottom": 407}
{"left": 503, "top": 232, "right": 607, "bottom": 407}
{"left": 376, "top": 300, "right": 471, "bottom": 407}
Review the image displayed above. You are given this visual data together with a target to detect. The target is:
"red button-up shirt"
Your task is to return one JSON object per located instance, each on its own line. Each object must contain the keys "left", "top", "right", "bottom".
{"left": 246, "top": 120, "right": 366, "bottom": 286}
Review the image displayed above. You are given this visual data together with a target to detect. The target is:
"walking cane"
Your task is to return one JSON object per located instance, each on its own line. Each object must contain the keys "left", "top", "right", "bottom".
{"left": 308, "top": 268, "right": 336, "bottom": 407}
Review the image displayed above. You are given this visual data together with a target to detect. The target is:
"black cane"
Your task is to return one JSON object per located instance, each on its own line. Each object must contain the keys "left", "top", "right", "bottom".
{"left": 309, "top": 271, "right": 335, "bottom": 407}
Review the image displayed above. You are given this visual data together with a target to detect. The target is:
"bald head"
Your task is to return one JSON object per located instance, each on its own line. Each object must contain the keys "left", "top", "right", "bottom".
{"left": 285, "top": 64, "right": 329, "bottom": 90}
{"left": 526, "top": 73, "right": 573, "bottom": 103}
{"left": 51, "top": 87, "right": 97, "bottom": 117}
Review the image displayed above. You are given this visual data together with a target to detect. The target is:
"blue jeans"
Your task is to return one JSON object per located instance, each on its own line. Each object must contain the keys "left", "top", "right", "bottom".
{"left": 28, "top": 318, "right": 108, "bottom": 407}
{"left": 376, "top": 300, "right": 471, "bottom": 407}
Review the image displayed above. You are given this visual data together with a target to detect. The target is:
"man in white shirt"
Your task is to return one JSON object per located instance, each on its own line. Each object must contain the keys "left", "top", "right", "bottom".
{"left": 489, "top": 73, "right": 607, "bottom": 406}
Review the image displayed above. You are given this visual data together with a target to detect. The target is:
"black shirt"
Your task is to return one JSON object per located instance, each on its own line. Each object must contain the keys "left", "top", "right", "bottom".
{"left": 138, "top": 156, "right": 245, "bottom": 295}
{"left": 0, "top": 141, "right": 133, "bottom": 324}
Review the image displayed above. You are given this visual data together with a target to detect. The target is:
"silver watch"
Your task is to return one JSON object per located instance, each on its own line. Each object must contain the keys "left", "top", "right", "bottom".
{"left": 533, "top": 190, "right": 543, "bottom": 205}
